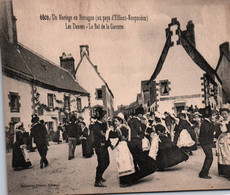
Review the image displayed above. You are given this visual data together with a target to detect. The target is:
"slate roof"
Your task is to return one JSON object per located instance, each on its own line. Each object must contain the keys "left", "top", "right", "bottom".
{"left": 1, "top": 33, "right": 89, "bottom": 95}
{"left": 216, "top": 42, "right": 230, "bottom": 71}
{"left": 148, "top": 19, "right": 222, "bottom": 84}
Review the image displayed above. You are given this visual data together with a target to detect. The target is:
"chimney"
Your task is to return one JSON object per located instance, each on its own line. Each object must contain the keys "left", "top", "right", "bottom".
{"left": 219, "top": 42, "right": 229, "bottom": 55}
{"left": 60, "top": 52, "right": 76, "bottom": 79}
{"left": 80, "top": 45, "right": 89, "bottom": 58}
{"left": 0, "top": 0, "right": 18, "bottom": 43}
{"left": 184, "top": 20, "right": 195, "bottom": 47}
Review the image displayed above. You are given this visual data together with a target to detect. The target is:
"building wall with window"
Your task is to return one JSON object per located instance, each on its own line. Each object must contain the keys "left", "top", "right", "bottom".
{"left": 149, "top": 18, "right": 223, "bottom": 114}
{"left": 76, "top": 56, "right": 114, "bottom": 118}
{"left": 76, "top": 58, "right": 105, "bottom": 107}
{"left": 2, "top": 75, "right": 33, "bottom": 131}
{"left": 155, "top": 45, "right": 205, "bottom": 113}
{"left": 34, "top": 86, "right": 90, "bottom": 129}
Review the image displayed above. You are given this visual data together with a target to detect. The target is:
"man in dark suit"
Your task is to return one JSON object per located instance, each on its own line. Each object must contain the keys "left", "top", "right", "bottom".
{"left": 127, "top": 107, "right": 156, "bottom": 181}
{"left": 30, "top": 114, "right": 49, "bottom": 169}
{"left": 93, "top": 107, "right": 109, "bottom": 187}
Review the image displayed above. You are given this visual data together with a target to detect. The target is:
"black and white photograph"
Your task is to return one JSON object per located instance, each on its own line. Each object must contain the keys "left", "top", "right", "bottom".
{"left": 0, "top": 0, "right": 230, "bottom": 194}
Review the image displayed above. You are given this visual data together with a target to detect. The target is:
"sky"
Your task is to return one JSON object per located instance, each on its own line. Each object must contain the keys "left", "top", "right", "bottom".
{"left": 12, "top": 0, "right": 230, "bottom": 109}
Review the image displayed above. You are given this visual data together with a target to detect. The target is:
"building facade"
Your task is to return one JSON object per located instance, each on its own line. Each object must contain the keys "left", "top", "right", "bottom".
{"left": 1, "top": 0, "right": 90, "bottom": 135}
{"left": 148, "top": 18, "right": 223, "bottom": 114}
{"left": 75, "top": 45, "right": 114, "bottom": 118}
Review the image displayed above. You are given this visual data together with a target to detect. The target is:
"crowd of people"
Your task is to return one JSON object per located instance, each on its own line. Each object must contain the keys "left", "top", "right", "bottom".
{"left": 11, "top": 104, "right": 230, "bottom": 188}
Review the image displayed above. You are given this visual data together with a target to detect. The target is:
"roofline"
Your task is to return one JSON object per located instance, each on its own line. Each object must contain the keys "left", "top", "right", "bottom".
{"left": 180, "top": 30, "right": 222, "bottom": 84}
{"left": 2, "top": 66, "right": 89, "bottom": 96}
{"left": 34, "top": 80, "right": 90, "bottom": 96}
{"left": 75, "top": 53, "right": 114, "bottom": 98}
{"left": 148, "top": 35, "right": 171, "bottom": 84}
{"left": 17, "top": 42, "right": 89, "bottom": 94}
{"left": 2, "top": 65, "right": 34, "bottom": 81}
{"left": 215, "top": 53, "right": 223, "bottom": 72}
{"left": 148, "top": 27, "right": 222, "bottom": 85}
{"left": 216, "top": 49, "right": 230, "bottom": 72}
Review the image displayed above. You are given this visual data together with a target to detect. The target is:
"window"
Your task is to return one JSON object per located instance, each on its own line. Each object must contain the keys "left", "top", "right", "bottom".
{"left": 47, "top": 94, "right": 54, "bottom": 108}
{"left": 47, "top": 122, "right": 53, "bottom": 131}
{"left": 96, "top": 89, "right": 103, "bottom": 99}
{"left": 64, "top": 96, "right": 70, "bottom": 110}
{"left": 77, "top": 97, "right": 82, "bottom": 110}
{"left": 159, "top": 80, "right": 170, "bottom": 96}
{"left": 37, "top": 107, "right": 44, "bottom": 116}
{"left": 8, "top": 92, "right": 20, "bottom": 112}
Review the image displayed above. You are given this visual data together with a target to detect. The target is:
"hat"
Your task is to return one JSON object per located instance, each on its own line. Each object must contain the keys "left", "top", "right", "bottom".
{"left": 70, "top": 115, "right": 77, "bottom": 122}
{"left": 31, "top": 114, "right": 39, "bottom": 123}
{"left": 194, "top": 112, "right": 202, "bottom": 117}
{"left": 117, "top": 112, "right": 124, "bottom": 121}
{"left": 95, "top": 106, "right": 107, "bottom": 119}
{"left": 135, "top": 107, "right": 145, "bottom": 115}
{"left": 15, "top": 122, "right": 23, "bottom": 130}
{"left": 220, "top": 104, "right": 230, "bottom": 113}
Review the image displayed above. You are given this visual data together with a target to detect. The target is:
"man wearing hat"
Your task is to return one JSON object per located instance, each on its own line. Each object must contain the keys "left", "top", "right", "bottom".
{"left": 92, "top": 107, "right": 109, "bottom": 187}
{"left": 127, "top": 106, "right": 156, "bottom": 181}
{"left": 30, "top": 114, "right": 49, "bottom": 169}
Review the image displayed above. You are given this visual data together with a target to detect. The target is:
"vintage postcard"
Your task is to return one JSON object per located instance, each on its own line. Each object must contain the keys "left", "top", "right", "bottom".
{"left": 0, "top": 0, "right": 230, "bottom": 194}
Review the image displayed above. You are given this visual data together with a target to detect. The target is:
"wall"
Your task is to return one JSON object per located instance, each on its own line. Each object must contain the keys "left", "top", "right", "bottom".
{"left": 76, "top": 57, "right": 114, "bottom": 118}
{"left": 35, "top": 86, "right": 90, "bottom": 128}
{"left": 2, "top": 75, "right": 33, "bottom": 131}
{"left": 76, "top": 58, "right": 105, "bottom": 107}
{"left": 155, "top": 44, "right": 205, "bottom": 113}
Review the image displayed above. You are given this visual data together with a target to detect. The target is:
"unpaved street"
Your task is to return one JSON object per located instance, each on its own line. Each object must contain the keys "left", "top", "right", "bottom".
{"left": 7, "top": 142, "right": 230, "bottom": 195}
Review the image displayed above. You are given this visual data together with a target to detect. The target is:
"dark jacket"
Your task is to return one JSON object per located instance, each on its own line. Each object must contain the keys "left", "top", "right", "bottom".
{"left": 30, "top": 123, "right": 48, "bottom": 145}
{"left": 199, "top": 119, "right": 217, "bottom": 145}
{"left": 66, "top": 122, "right": 80, "bottom": 139}
{"left": 92, "top": 121, "right": 108, "bottom": 148}
{"left": 174, "top": 119, "right": 191, "bottom": 133}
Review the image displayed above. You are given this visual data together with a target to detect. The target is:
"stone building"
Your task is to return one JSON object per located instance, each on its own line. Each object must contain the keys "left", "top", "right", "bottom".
{"left": 0, "top": 0, "right": 90, "bottom": 135}
{"left": 148, "top": 18, "right": 223, "bottom": 113}
{"left": 75, "top": 45, "right": 114, "bottom": 118}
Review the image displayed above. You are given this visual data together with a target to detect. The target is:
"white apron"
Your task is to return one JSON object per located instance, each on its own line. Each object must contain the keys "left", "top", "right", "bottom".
{"left": 217, "top": 133, "right": 230, "bottom": 165}
{"left": 115, "top": 141, "right": 135, "bottom": 177}
{"left": 148, "top": 133, "right": 160, "bottom": 160}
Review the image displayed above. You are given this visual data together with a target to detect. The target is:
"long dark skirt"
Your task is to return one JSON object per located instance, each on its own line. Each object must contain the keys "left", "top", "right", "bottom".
{"left": 127, "top": 140, "right": 156, "bottom": 182}
{"left": 82, "top": 138, "right": 94, "bottom": 158}
{"left": 53, "top": 130, "right": 61, "bottom": 143}
{"left": 218, "top": 163, "right": 230, "bottom": 176}
{"left": 12, "top": 142, "right": 32, "bottom": 169}
{"left": 119, "top": 172, "right": 139, "bottom": 185}
{"left": 156, "top": 136, "right": 188, "bottom": 170}
{"left": 181, "top": 144, "right": 197, "bottom": 153}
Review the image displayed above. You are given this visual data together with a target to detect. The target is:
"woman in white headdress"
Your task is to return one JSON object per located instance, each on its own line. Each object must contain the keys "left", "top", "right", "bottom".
{"left": 151, "top": 114, "right": 189, "bottom": 171}
{"left": 216, "top": 105, "right": 230, "bottom": 176}
{"left": 108, "top": 113, "right": 136, "bottom": 187}
{"left": 12, "top": 122, "right": 32, "bottom": 170}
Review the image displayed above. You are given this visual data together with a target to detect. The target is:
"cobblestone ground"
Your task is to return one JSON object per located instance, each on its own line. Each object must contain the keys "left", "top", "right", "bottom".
{"left": 6, "top": 142, "right": 230, "bottom": 195}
